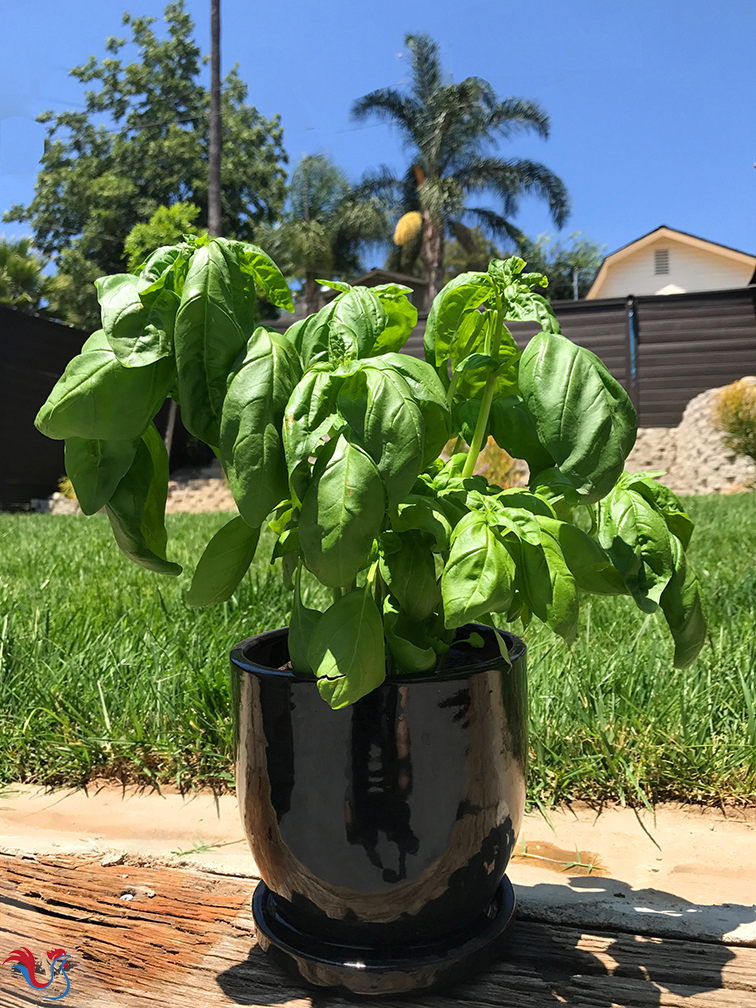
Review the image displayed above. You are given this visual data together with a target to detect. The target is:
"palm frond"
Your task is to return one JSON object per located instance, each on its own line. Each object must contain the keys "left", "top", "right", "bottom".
{"left": 464, "top": 207, "right": 525, "bottom": 247}
{"left": 350, "top": 88, "right": 422, "bottom": 145}
{"left": 452, "top": 156, "right": 570, "bottom": 229}
{"left": 488, "top": 97, "right": 550, "bottom": 140}
{"left": 404, "top": 33, "right": 443, "bottom": 106}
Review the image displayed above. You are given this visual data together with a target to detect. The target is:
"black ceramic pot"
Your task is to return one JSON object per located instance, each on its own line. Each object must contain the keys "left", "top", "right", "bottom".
{"left": 229, "top": 623, "right": 527, "bottom": 995}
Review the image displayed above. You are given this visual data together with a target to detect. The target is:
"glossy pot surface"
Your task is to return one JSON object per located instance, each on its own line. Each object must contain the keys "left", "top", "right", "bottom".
{"left": 230, "top": 625, "right": 526, "bottom": 947}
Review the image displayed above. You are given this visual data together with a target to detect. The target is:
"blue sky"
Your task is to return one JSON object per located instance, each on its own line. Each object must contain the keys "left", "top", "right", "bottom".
{"left": 1, "top": 0, "right": 754, "bottom": 260}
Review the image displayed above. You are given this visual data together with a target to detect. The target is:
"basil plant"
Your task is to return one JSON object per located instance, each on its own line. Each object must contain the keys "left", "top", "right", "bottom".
{"left": 36, "top": 239, "right": 706, "bottom": 709}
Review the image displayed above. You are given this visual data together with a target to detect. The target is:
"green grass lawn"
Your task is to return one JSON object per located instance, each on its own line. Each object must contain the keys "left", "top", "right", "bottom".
{"left": 0, "top": 494, "right": 754, "bottom": 805}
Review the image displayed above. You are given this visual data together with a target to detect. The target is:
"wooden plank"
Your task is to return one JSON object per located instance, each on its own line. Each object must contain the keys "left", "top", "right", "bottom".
{"left": 2, "top": 854, "right": 755, "bottom": 1007}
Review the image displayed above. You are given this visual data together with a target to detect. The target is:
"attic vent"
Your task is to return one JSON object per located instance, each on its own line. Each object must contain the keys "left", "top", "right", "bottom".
{"left": 654, "top": 248, "right": 670, "bottom": 275}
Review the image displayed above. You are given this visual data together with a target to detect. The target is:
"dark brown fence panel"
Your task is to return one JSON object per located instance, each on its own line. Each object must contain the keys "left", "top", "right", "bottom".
{"left": 635, "top": 288, "right": 756, "bottom": 427}
{"left": 0, "top": 307, "right": 87, "bottom": 510}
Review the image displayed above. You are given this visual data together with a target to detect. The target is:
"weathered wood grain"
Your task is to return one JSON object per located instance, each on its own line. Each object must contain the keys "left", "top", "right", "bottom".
{"left": 1, "top": 853, "right": 754, "bottom": 1008}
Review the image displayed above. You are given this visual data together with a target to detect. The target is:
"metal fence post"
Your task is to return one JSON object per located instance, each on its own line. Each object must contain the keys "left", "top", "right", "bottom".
{"left": 625, "top": 294, "right": 640, "bottom": 416}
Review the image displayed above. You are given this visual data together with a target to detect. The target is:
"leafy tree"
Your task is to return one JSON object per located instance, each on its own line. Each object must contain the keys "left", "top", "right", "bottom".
{"left": 518, "top": 232, "right": 605, "bottom": 300}
{"left": 444, "top": 226, "right": 504, "bottom": 280}
{"left": 0, "top": 236, "right": 65, "bottom": 316}
{"left": 124, "top": 201, "right": 204, "bottom": 272}
{"left": 351, "top": 33, "right": 569, "bottom": 307}
{"left": 4, "top": 1, "right": 287, "bottom": 331}
{"left": 259, "top": 155, "right": 392, "bottom": 314}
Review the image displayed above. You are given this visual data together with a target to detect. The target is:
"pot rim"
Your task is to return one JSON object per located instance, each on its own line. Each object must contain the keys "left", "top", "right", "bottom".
{"left": 230, "top": 623, "right": 526, "bottom": 684}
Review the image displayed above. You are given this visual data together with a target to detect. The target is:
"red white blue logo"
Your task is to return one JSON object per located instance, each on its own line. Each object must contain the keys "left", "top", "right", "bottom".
{"left": 3, "top": 947, "right": 72, "bottom": 999}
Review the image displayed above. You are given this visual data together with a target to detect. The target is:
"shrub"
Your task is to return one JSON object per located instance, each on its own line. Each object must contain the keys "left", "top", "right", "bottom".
{"left": 712, "top": 378, "right": 756, "bottom": 468}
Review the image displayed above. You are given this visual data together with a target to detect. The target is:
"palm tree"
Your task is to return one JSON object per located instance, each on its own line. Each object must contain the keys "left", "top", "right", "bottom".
{"left": 351, "top": 34, "right": 570, "bottom": 307}
{"left": 0, "top": 236, "right": 59, "bottom": 314}
{"left": 261, "top": 155, "right": 392, "bottom": 314}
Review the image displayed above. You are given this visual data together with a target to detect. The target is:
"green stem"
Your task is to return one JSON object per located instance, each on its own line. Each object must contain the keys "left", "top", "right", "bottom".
{"left": 331, "top": 587, "right": 342, "bottom": 603}
{"left": 461, "top": 374, "right": 497, "bottom": 477}
{"left": 446, "top": 370, "right": 460, "bottom": 408}
{"left": 461, "top": 296, "right": 504, "bottom": 478}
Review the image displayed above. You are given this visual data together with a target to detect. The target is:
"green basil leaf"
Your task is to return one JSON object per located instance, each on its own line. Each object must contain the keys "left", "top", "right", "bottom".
{"left": 308, "top": 588, "right": 386, "bottom": 708}
{"left": 288, "top": 590, "right": 322, "bottom": 674}
{"left": 471, "top": 493, "right": 542, "bottom": 546}
{"left": 317, "top": 279, "right": 352, "bottom": 293}
{"left": 429, "top": 272, "right": 494, "bottom": 367}
{"left": 285, "top": 305, "right": 334, "bottom": 369}
{"left": 530, "top": 466, "right": 581, "bottom": 520}
{"left": 505, "top": 290, "right": 561, "bottom": 333}
{"left": 597, "top": 486, "right": 674, "bottom": 612}
{"left": 659, "top": 534, "right": 706, "bottom": 668}
{"left": 369, "top": 284, "right": 418, "bottom": 354}
{"left": 174, "top": 240, "right": 255, "bottom": 446}
{"left": 228, "top": 240, "right": 294, "bottom": 312}
{"left": 489, "top": 394, "right": 555, "bottom": 474}
{"left": 519, "top": 332, "right": 637, "bottom": 503}
{"left": 299, "top": 436, "right": 386, "bottom": 587}
{"left": 454, "top": 352, "right": 501, "bottom": 375}
{"left": 494, "top": 489, "right": 556, "bottom": 519}
{"left": 184, "top": 515, "right": 260, "bottom": 607}
{"left": 442, "top": 512, "right": 516, "bottom": 628}
{"left": 379, "top": 529, "right": 440, "bottom": 621}
{"left": 619, "top": 473, "right": 694, "bottom": 549}
{"left": 338, "top": 363, "right": 425, "bottom": 508}
{"left": 138, "top": 243, "right": 193, "bottom": 293}
{"left": 105, "top": 424, "right": 182, "bottom": 576}
{"left": 538, "top": 515, "right": 626, "bottom": 596}
{"left": 328, "top": 287, "right": 387, "bottom": 364}
{"left": 371, "top": 353, "right": 451, "bottom": 466}
{"left": 282, "top": 365, "right": 344, "bottom": 476}
{"left": 220, "top": 327, "right": 302, "bottom": 528}
{"left": 35, "top": 331, "right": 174, "bottom": 442}
{"left": 95, "top": 273, "right": 178, "bottom": 367}
{"left": 534, "top": 519, "right": 579, "bottom": 642}
{"left": 390, "top": 495, "right": 452, "bottom": 553}
{"left": 383, "top": 597, "right": 437, "bottom": 673}
{"left": 64, "top": 436, "right": 140, "bottom": 515}
{"left": 271, "top": 525, "right": 299, "bottom": 559}
{"left": 449, "top": 309, "right": 489, "bottom": 373}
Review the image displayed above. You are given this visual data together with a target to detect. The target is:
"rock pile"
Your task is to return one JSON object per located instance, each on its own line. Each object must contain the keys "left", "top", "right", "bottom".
{"left": 625, "top": 382, "right": 756, "bottom": 496}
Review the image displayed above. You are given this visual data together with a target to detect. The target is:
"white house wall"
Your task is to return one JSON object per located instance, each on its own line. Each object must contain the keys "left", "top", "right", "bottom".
{"left": 595, "top": 239, "right": 754, "bottom": 298}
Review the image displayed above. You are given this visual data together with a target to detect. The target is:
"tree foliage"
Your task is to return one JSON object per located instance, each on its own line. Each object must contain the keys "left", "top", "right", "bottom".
{"left": 518, "top": 232, "right": 605, "bottom": 300}
{"left": 259, "top": 155, "right": 392, "bottom": 314}
{"left": 352, "top": 34, "right": 570, "bottom": 305}
{"left": 0, "top": 236, "right": 65, "bottom": 316}
{"left": 444, "top": 226, "right": 504, "bottom": 280}
{"left": 124, "top": 201, "right": 204, "bottom": 273}
{"left": 4, "top": 1, "right": 287, "bottom": 331}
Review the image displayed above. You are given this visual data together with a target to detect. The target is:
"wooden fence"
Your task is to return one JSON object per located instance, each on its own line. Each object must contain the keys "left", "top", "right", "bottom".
{"left": 1, "top": 306, "right": 86, "bottom": 511}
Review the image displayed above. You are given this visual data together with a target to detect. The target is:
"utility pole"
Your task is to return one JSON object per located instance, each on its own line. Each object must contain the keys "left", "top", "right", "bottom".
{"left": 207, "top": 0, "right": 222, "bottom": 238}
{"left": 572, "top": 267, "right": 579, "bottom": 300}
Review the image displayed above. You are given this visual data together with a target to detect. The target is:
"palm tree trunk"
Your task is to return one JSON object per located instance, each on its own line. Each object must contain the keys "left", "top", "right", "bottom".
{"left": 303, "top": 272, "right": 320, "bottom": 315}
{"left": 422, "top": 210, "right": 445, "bottom": 312}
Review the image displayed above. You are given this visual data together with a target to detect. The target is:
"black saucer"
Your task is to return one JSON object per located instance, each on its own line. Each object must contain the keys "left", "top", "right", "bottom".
{"left": 251, "top": 877, "right": 517, "bottom": 995}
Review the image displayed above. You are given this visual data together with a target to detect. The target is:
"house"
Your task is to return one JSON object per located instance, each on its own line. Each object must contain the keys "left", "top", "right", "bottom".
{"left": 586, "top": 226, "right": 756, "bottom": 300}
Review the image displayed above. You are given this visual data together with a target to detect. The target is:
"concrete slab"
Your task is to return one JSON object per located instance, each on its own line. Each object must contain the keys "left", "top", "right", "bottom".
{"left": 1, "top": 784, "right": 754, "bottom": 946}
